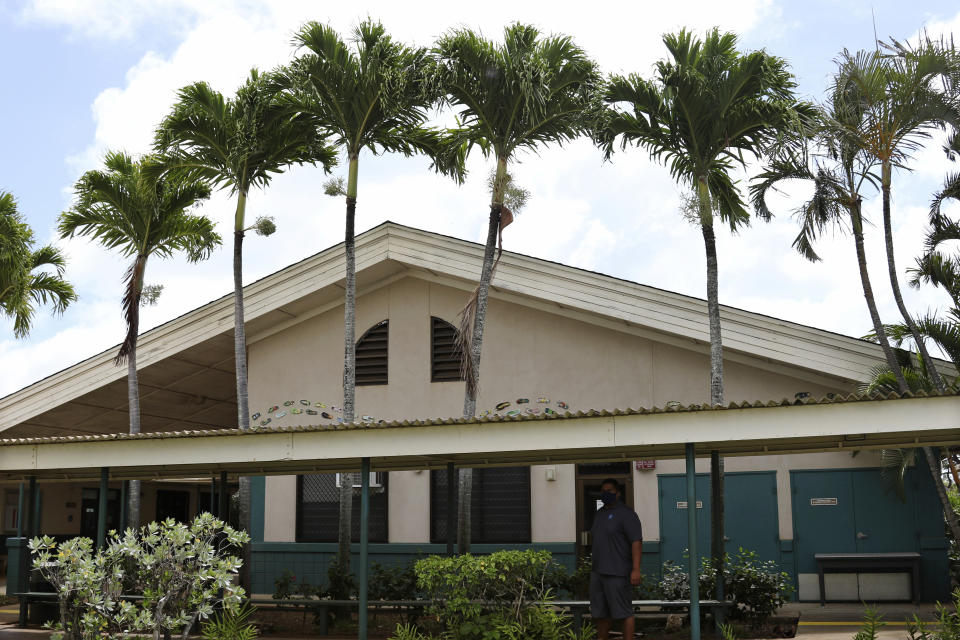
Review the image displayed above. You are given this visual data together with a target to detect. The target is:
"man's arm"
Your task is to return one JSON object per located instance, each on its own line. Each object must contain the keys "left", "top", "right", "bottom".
{"left": 630, "top": 540, "right": 642, "bottom": 585}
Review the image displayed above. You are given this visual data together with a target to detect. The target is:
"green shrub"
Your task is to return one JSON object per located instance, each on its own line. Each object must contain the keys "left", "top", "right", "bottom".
{"left": 854, "top": 606, "right": 885, "bottom": 640}
{"left": 908, "top": 589, "right": 960, "bottom": 640}
{"left": 370, "top": 561, "right": 418, "bottom": 600}
{"left": 390, "top": 622, "right": 437, "bottom": 640}
{"left": 659, "top": 548, "right": 792, "bottom": 625}
{"left": 416, "top": 550, "right": 583, "bottom": 640}
{"left": 200, "top": 602, "right": 259, "bottom": 640}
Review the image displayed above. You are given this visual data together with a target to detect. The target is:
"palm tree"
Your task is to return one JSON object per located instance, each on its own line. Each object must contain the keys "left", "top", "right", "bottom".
{"left": 0, "top": 191, "right": 76, "bottom": 337}
{"left": 833, "top": 42, "right": 958, "bottom": 392}
{"left": 751, "top": 92, "right": 909, "bottom": 391}
{"left": 59, "top": 151, "right": 219, "bottom": 526}
{"left": 153, "top": 69, "right": 337, "bottom": 539}
{"left": 430, "top": 23, "right": 600, "bottom": 552}
{"left": 603, "top": 27, "right": 807, "bottom": 587}
{"left": 280, "top": 19, "right": 460, "bottom": 570}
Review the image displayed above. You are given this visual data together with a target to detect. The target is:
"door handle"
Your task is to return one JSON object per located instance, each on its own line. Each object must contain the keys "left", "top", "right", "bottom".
{"left": 857, "top": 531, "right": 868, "bottom": 539}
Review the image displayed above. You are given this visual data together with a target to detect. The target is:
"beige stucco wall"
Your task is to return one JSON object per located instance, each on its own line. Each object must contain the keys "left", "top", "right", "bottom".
{"left": 248, "top": 276, "right": 854, "bottom": 544}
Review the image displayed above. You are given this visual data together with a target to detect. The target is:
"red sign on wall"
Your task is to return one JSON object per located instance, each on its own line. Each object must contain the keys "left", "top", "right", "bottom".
{"left": 635, "top": 460, "right": 656, "bottom": 470}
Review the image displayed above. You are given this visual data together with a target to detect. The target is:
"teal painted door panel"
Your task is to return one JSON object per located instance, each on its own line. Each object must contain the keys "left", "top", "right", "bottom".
{"left": 723, "top": 472, "right": 779, "bottom": 563}
{"left": 852, "top": 470, "right": 916, "bottom": 553}
{"left": 659, "top": 474, "right": 710, "bottom": 567}
{"left": 791, "top": 470, "right": 856, "bottom": 574}
{"left": 658, "top": 472, "right": 779, "bottom": 569}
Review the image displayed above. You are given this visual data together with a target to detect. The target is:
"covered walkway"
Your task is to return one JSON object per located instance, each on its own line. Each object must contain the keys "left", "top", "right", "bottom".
{"left": 1, "top": 391, "right": 958, "bottom": 640}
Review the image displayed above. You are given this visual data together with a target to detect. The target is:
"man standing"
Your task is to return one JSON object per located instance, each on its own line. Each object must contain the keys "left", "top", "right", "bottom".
{"left": 590, "top": 478, "right": 643, "bottom": 640}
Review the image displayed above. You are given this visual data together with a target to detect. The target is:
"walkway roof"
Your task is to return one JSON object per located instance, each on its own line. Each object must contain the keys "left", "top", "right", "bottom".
{"left": 0, "top": 391, "right": 956, "bottom": 481}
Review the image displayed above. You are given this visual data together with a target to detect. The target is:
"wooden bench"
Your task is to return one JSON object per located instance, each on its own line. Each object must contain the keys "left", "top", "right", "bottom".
{"left": 814, "top": 552, "right": 921, "bottom": 606}
{"left": 553, "top": 599, "right": 732, "bottom": 633}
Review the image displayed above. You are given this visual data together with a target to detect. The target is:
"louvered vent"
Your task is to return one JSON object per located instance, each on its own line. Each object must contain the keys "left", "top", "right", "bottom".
{"left": 356, "top": 320, "right": 388, "bottom": 386}
{"left": 431, "top": 317, "right": 465, "bottom": 382}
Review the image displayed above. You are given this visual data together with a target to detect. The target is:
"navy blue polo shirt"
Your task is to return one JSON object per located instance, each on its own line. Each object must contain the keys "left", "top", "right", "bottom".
{"left": 591, "top": 501, "right": 643, "bottom": 576}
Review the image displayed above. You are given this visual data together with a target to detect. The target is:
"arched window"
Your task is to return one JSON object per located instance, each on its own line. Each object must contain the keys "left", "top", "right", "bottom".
{"left": 356, "top": 320, "right": 388, "bottom": 386}
{"left": 431, "top": 317, "right": 465, "bottom": 382}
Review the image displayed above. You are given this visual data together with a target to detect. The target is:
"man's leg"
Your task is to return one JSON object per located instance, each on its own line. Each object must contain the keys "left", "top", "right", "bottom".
{"left": 596, "top": 617, "right": 612, "bottom": 640}
{"left": 622, "top": 615, "right": 635, "bottom": 639}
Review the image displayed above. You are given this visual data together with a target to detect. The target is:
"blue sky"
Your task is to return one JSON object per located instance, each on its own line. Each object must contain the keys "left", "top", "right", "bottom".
{"left": 2, "top": 1, "right": 960, "bottom": 397}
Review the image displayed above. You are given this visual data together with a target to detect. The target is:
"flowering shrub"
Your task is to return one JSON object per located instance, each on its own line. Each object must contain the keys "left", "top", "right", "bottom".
{"left": 659, "top": 548, "right": 793, "bottom": 625}
{"left": 29, "top": 513, "right": 250, "bottom": 640}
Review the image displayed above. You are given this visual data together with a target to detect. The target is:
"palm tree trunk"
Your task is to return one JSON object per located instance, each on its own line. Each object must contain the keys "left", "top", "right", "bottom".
{"left": 850, "top": 201, "right": 909, "bottom": 393}
{"left": 698, "top": 185, "right": 726, "bottom": 601}
{"left": 458, "top": 156, "right": 508, "bottom": 553}
{"left": 921, "top": 447, "right": 960, "bottom": 547}
{"left": 233, "top": 190, "right": 252, "bottom": 591}
{"left": 881, "top": 163, "right": 946, "bottom": 392}
{"left": 338, "top": 154, "right": 359, "bottom": 572}
{"left": 125, "top": 255, "right": 145, "bottom": 529}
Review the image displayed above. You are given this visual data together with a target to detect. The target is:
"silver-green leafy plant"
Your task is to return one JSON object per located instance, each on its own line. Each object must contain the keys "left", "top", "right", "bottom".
{"left": 30, "top": 513, "right": 250, "bottom": 640}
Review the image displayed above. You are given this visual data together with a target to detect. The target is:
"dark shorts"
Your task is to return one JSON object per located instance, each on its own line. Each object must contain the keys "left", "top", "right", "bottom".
{"left": 589, "top": 572, "right": 633, "bottom": 620}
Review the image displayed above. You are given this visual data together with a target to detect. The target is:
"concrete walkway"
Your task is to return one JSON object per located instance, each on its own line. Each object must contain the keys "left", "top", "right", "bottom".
{"left": 783, "top": 601, "right": 944, "bottom": 640}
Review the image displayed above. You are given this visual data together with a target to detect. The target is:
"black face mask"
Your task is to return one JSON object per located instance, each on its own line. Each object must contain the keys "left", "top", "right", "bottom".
{"left": 600, "top": 490, "right": 618, "bottom": 505}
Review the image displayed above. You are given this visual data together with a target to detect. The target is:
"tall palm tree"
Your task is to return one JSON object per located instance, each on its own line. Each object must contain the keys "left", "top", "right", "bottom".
{"left": 833, "top": 43, "right": 958, "bottom": 392}
{"left": 603, "top": 27, "right": 807, "bottom": 586}
{"left": 280, "top": 19, "right": 460, "bottom": 570}
{"left": 59, "top": 151, "right": 218, "bottom": 526}
{"left": 751, "top": 92, "right": 909, "bottom": 391}
{"left": 430, "top": 23, "right": 600, "bottom": 552}
{"left": 0, "top": 191, "right": 76, "bottom": 337}
{"left": 153, "top": 70, "right": 337, "bottom": 541}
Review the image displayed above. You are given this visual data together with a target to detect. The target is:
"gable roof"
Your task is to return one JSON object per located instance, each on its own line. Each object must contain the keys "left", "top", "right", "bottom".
{"left": 0, "top": 221, "right": 949, "bottom": 437}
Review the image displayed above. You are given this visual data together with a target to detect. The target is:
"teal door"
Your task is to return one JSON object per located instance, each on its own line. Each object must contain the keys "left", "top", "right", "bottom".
{"left": 851, "top": 470, "right": 916, "bottom": 553}
{"left": 658, "top": 472, "right": 779, "bottom": 569}
{"left": 791, "top": 470, "right": 857, "bottom": 577}
{"left": 659, "top": 474, "right": 710, "bottom": 567}
{"left": 791, "top": 466, "right": 951, "bottom": 602}
{"left": 724, "top": 472, "right": 780, "bottom": 563}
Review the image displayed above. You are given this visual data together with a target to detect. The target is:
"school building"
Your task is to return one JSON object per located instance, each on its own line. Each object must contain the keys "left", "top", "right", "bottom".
{"left": 0, "top": 222, "right": 955, "bottom": 602}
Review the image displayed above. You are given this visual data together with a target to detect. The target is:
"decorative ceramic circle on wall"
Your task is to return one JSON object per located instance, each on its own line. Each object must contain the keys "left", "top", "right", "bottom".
{"left": 480, "top": 395, "right": 574, "bottom": 419}
{"left": 283, "top": 400, "right": 294, "bottom": 407}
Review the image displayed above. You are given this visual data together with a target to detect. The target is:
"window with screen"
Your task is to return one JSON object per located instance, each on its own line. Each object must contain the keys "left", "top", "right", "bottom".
{"left": 430, "top": 467, "right": 530, "bottom": 543}
{"left": 296, "top": 473, "right": 388, "bottom": 542}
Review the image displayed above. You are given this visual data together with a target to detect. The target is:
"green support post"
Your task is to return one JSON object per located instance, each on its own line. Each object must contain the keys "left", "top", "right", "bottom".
{"left": 218, "top": 471, "right": 228, "bottom": 521}
{"left": 210, "top": 477, "right": 216, "bottom": 515}
{"left": 711, "top": 449, "right": 725, "bottom": 626}
{"left": 16, "top": 483, "right": 23, "bottom": 537}
{"left": 97, "top": 468, "right": 109, "bottom": 549}
{"left": 120, "top": 480, "right": 128, "bottom": 533}
{"left": 446, "top": 462, "right": 455, "bottom": 556}
{"left": 359, "top": 458, "right": 371, "bottom": 640}
{"left": 19, "top": 476, "right": 36, "bottom": 627}
{"left": 686, "top": 444, "right": 701, "bottom": 640}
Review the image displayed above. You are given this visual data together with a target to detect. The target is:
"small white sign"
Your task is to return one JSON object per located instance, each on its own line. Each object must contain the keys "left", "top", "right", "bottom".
{"left": 810, "top": 498, "right": 838, "bottom": 506}
{"left": 596, "top": 499, "right": 604, "bottom": 511}
{"left": 676, "top": 501, "right": 703, "bottom": 509}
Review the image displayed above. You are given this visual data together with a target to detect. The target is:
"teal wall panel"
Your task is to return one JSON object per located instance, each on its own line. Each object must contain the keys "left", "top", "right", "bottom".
{"left": 250, "top": 476, "right": 265, "bottom": 543}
